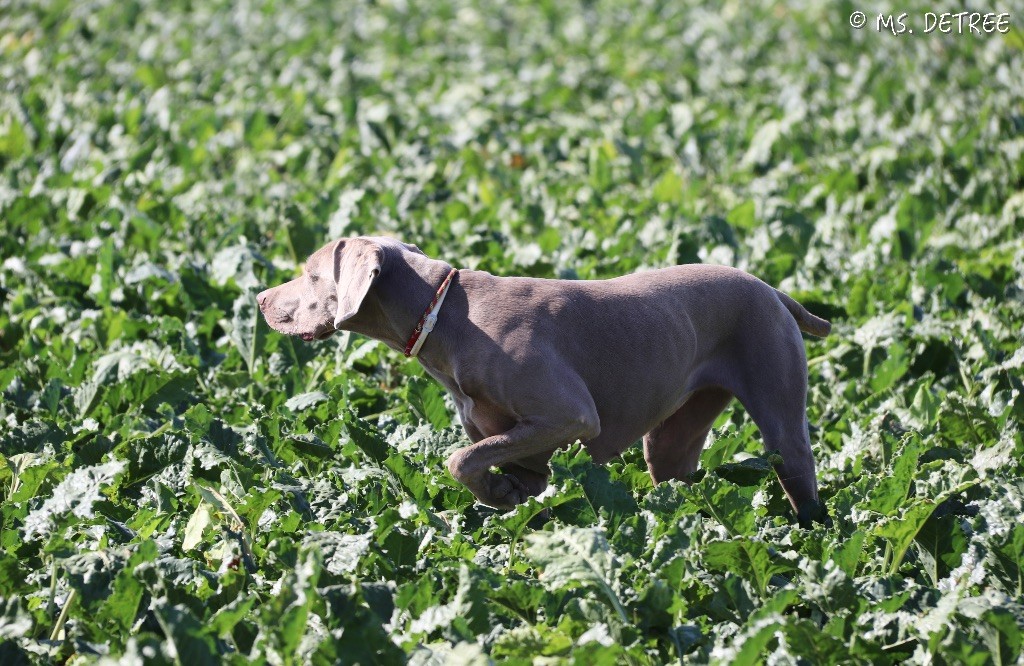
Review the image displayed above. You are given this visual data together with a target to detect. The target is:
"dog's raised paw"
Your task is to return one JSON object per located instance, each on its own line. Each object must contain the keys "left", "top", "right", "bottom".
{"left": 480, "top": 472, "right": 529, "bottom": 510}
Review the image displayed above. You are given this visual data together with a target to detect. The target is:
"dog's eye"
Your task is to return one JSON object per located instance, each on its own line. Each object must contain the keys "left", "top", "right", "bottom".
{"left": 308, "top": 274, "right": 319, "bottom": 283}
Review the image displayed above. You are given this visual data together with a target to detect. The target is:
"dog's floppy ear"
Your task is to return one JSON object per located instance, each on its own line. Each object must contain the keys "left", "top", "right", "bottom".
{"left": 333, "top": 239, "right": 383, "bottom": 327}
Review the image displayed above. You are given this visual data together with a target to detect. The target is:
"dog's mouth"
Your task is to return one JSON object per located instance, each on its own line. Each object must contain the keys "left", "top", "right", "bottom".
{"left": 299, "top": 329, "right": 335, "bottom": 342}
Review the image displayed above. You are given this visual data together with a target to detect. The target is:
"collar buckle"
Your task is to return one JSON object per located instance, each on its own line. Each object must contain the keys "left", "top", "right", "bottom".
{"left": 403, "top": 268, "right": 457, "bottom": 358}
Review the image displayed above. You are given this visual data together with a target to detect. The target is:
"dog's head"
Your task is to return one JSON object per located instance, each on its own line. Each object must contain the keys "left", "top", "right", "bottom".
{"left": 257, "top": 236, "right": 413, "bottom": 341}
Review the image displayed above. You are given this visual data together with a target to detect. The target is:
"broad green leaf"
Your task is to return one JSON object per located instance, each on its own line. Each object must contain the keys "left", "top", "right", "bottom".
{"left": 581, "top": 465, "right": 639, "bottom": 529}
{"left": 652, "top": 170, "right": 683, "bottom": 204}
{"left": 491, "top": 625, "right": 573, "bottom": 660}
{"left": 405, "top": 377, "right": 452, "bottom": 429}
{"left": 0, "top": 556, "right": 28, "bottom": 598}
{"left": 407, "top": 641, "right": 491, "bottom": 666}
{"left": 4, "top": 452, "right": 46, "bottom": 499}
{"left": 284, "top": 391, "right": 329, "bottom": 412}
{"left": 97, "top": 540, "right": 158, "bottom": 636}
{"left": 869, "top": 342, "right": 910, "bottom": 393}
{"left": 873, "top": 500, "right": 939, "bottom": 574}
{"left": 914, "top": 510, "right": 971, "bottom": 586}
{"left": 211, "top": 244, "right": 268, "bottom": 290}
{"left": 991, "top": 524, "right": 1024, "bottom": 598}
{"left": 588, "top": 142, "right": 613, "bottom": 193}
{"left": 384, "top": 451, "right": 432, "bottom": 503}
{"left": 710, "top": 614, "right": 783, "bottom": 666}
{"left": 826, "top": 530, "right": 867, "bottom": 577}
{"left": 860, "top": 433, "right": 923, "bottom": 516}
{"left": 408, "top": 564, "right": 492, "bottom": 639}
{"left": 182, "top": 503, "right": 213, "bottom": 551}
{"left": 0, "top": 597, "right": 33, "bottom": 640}
{"left": 688, "top": 475, "right": 758, "bottom": 536}
{"left": 253, "top": 549, "right": 322, "bottom": 663}
{"left": 22, "top": 460, "right": 125, "bottom": 539}
{"left": 344, "top": 412, "right": 389, "bottom": 464}
{"left": 702, "top": 538, "right": 794, "bottom": 596}
{"left": 209, "top": 595, "right": 258, "bottom": 638}
{"left": 486, "top": 482, "right": 587, "bottom": 565}
{"left": 777, "top": 619, "right": 863, "bottom": 665}
{"left": 524, "top": 526, "right": 627, "bottom": 621}
{"left": 1004, "top": 26, "right": 1024, "bottom": 50}
{"left": 314, "top": 585, "right": 404, "bottom": 663}
{"left": 114, "top": 432, "right": 190, "bottom": 482}
{"left": 2, "top": 421, "right": 67, "bottom": 459}
{"left": 0, "top": 113, "right": 30, "bottom": 158}
{"left": 302, "top": 532, "right": 372, "bottom": 576}
{"left": 152, "top": 600, "right": 219, "bottom": 666}
{"left": 727, "top": 200, "right": 758, "bottom": 231}
{"left": 714, "top": 456, "right": 773, "bottom": 487}
{"left": 229, "top": 288, "right": 265, "bottom": 376}
{"left": 956, "top": 592, "right": 1024, "bottom": 665}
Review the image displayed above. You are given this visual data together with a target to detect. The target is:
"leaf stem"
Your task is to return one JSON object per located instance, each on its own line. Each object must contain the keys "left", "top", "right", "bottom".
{"left": 247, "top": 292, "right": 258, "bottom": 381}
{"left": 669, "top": 628, "right": 685, "bottom": 666}
{"left": 9, "top": 468, "right": 21, "bottom": 498}
{"left": 49, "top": 588, "right": 76, "bottom": 641}
{"left": 46, "top": 557, "right": 57, "bottom": 618}
{"left": 597, "top": 579, "right": 629, "bottom": 624}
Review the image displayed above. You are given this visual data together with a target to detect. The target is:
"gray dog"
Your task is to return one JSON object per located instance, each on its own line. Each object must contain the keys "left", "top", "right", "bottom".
{"left": 257, "top": 236, "right": 831, "bottom": 524}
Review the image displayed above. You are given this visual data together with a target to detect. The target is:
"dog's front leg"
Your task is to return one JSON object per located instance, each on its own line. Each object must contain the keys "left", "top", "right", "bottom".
{"left": 446, "top": 416, "right": 599, "bottom": 510}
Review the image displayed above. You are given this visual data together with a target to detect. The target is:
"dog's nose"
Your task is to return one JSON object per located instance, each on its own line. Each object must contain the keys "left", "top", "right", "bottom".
{"left": 256, "top": 289, "right": 270, "bottom": 311}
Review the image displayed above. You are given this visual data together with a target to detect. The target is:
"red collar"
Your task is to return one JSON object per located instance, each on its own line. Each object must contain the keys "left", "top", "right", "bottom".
{"left": 403, "top": 268, "right": 458, "bottom": 357}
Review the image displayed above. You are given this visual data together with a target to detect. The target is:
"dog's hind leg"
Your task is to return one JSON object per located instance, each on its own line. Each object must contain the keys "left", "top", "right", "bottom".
{"left": 726, "top": 334, "right": 824, "bottom": 525}
{"left": 643, "top": 386, "right": 734, "bottom": 483}
{"left": 743, "top": 402, "right": 822, "bottom": 526}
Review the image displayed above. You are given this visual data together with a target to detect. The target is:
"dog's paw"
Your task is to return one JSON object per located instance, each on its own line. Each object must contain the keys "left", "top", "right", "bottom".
{"left": 796, "top": 499, "right": 832, "bottom": 528}
{"left": 478, "top": 472, "right": 529, "bottom": 510}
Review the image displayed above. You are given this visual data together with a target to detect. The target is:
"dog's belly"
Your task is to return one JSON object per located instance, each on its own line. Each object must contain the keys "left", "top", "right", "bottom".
{"left": 572, "top": 340, "right": 706, "bottom": 464}
{"left": 582, "top": 427, "right": 646, "bottom": 464}
{"left": 584, "top": 389, "right": 693, "bottom": 464}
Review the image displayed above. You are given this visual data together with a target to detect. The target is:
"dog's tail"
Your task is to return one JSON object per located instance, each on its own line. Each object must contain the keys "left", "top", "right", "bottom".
{"left": 775, "top": 289, "right": 831, "bottom": 337}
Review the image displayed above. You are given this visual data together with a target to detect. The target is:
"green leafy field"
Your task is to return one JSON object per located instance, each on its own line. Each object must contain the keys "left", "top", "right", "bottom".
{"left": 2, "top": 0, "right": 1024, "bottom": 662}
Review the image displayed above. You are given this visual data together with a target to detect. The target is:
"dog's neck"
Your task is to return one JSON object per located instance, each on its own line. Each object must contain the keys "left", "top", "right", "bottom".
{"left": 344, "top": 249, "right": 456, "bottom": 362}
